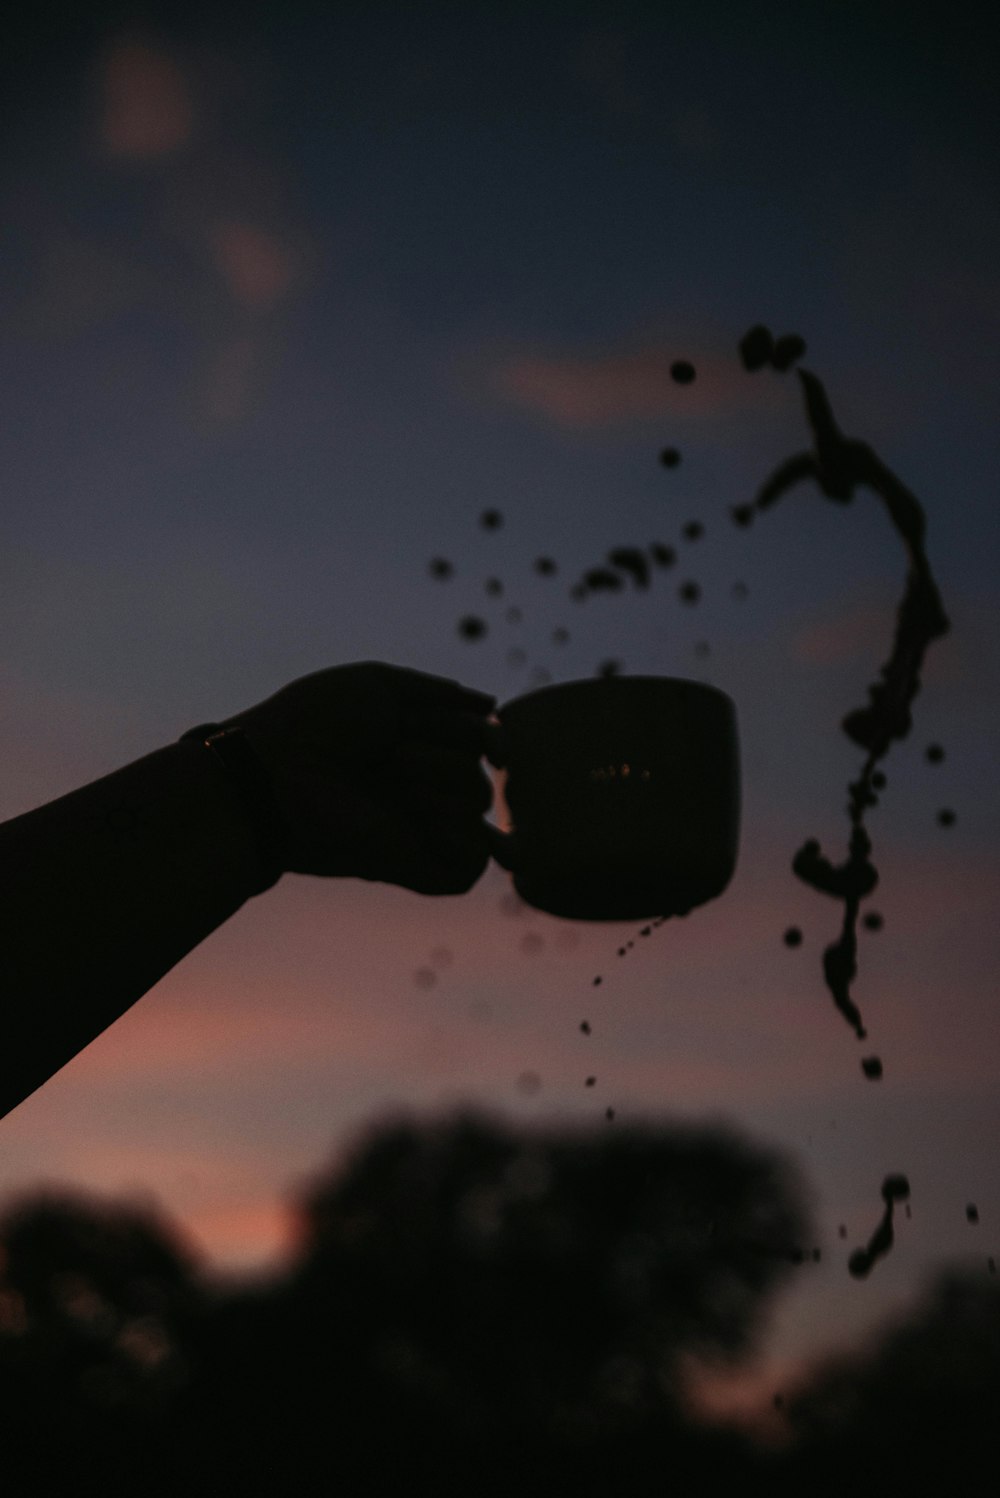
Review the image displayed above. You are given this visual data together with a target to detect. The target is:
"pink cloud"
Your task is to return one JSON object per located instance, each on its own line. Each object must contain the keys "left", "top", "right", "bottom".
{"left": 209, "top": 220, "right": 302, "bottom": 311}
{"left": 486, "top": 339, "right": 779, "bottom": 431}
{"left": 99, "top": 38, "right": 194, "bottom": 160}
{"left": 790, "top": 599, "right": 897, "bottom": 667}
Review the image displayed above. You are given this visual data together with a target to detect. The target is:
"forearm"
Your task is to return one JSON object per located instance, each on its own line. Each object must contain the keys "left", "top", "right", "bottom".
{"left": 0, "top": 738, "right": 270, "bottom": 1118}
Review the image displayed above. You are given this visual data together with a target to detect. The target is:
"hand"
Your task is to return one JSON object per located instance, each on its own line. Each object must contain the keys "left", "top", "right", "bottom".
{"left": 223, "top": 663, "right": 497, "bottom": 895}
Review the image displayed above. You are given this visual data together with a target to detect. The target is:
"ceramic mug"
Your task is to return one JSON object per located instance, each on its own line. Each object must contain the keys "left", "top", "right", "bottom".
{"left": 488, "top": 675, "right": 739, "bottom": 920}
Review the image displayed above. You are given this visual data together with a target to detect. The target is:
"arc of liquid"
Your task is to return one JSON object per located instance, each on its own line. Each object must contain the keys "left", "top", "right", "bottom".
{"left": 751, "top": 369, "right": 950, "bottom": 1038}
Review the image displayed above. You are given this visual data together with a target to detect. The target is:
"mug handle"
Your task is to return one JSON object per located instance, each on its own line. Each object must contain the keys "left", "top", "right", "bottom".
{"left": 483, "top": 719, "right": 519, "bottom": 872}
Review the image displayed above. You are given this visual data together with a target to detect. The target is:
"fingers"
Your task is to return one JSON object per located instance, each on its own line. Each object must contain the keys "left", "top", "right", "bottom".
{"left": 401, "top": 708, "right": 496, "bottom": 757}
{"left": 392, "top": 744, "right": 495, "bottom": 812}
{"left": 393, "top": 666, "right": 496, "bottom": 716}
{"left": 348, "top": 797, "right": 491, "bottom": 896}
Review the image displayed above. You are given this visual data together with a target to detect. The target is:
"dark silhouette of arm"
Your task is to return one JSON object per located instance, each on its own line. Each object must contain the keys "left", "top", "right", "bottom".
{"left": 0, "top": 739, "right": 267, "bottom": 1117}
{"left": 0, "top": 663, "right": 495, "bottom": 1119}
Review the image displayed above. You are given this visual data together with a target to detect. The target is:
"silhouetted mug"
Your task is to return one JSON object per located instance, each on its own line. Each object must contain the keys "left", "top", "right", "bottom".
{"left": 488, "top": 676, "right": 739, "bottom": 920}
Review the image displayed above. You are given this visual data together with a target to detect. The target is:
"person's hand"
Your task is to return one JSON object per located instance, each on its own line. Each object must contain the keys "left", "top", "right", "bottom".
{"left": 222, "top": 663, "right": 496, "bottom": 895}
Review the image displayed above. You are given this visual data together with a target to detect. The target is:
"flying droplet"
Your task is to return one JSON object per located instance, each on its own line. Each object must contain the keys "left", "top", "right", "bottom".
{"left": 772, "top": 333, "right": 807, "bottom": 371}
{"left": 534, "top": 557, "right": 557, "bottom": 576}
{"left": 608, "top": 547, "right": 651, "bottom": 588}
{"left": 862, "top": 911, "right": 884, "bottom": 932}
{"left": 605, "top": 1106, "right": 616, "bottom": 1122}
{"left": 861, "top": 1056, "right": 883, "bottom": 1080}
{"left": 739, "top": 324, "right": 774, "bottom": 372}
{"left": 881, "top": 1174, "right": 910, "bottom": 1203}
{"left": 659, "top": 446, "right": 681, "bottom": 468}
{"left": 552, "top": 627, "right": 569, "bottom": 645}
{"left": 671, "top": 360, "right": 696, "bottom": 384}
{"left": 480, "top": 509, "right": 503, "bottom": 530}
{"left": 579, "top": 1020, "right": 591, "bottom": 1035}
{"left": 592, "top": 975, "right": 603, "bottom": 986}
{"left": 458, "top": 615, "right": 487, "bottom": 640}
{"left": 679, "top": 580, "right": 701, "bottom": 604}
{"left": 585, "top": 1076, "right": 596, "bottom": 1087}
{"left": 584, "top": 567, "right": 624, "bottom": 592}
{"left": 485, "top": 577, "right": 503, "bottom": 596}
{"left": 926, "top": 743, "right": 945, "bottom": 764}
{"left": 937, "top": 808, "right": 956, "bottom": 827}
{"left": 650, "top": 543, "right": 676, "bottom": 567}
{"left": 597, "top": 659, "right": 622, "bottom": 677}
{"left": 682, "top": 521, "right": 704, "bottom": 541}
{"left": 731, "top": 504, "right": 755, "bottom": 528}
{"left": 967, "top": 1203, "right": 980, "bottom": 1224}
{"left": 784, "top": 927, "right": 803, "bottom": 947}
{"left": 429, "top": 558, "right": 453, "bottom": 579}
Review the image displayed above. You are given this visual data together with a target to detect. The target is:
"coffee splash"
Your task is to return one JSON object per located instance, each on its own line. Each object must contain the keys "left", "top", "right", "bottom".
{"left": 424, "top": 325, "right": 958, "bottom": 1272}
{"left": 849, "top": 1174, "right": 911, "bottom": 1278}
{"left": 738, "top": 356, "right": 950, "bottom": 1041}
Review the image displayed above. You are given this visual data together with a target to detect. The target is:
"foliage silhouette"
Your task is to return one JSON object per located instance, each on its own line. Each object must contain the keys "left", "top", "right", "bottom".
{"left": 4, "top": 1114, "right": 996, "bottom": 1495}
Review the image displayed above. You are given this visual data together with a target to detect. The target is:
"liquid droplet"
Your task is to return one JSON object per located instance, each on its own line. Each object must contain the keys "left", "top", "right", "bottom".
{"left": 739, "top": 324, "right": 774, "bottom": 371}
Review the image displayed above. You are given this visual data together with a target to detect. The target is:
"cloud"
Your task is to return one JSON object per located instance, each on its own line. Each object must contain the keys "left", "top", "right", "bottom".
{"left": 209, "top": 220, "right": 302, "bottom": 312}
{"left": 99, "top": 38, "right": 195, "bottom": 160}
{"left": 484, "top": 338, "right": 779, "bottom": 431}
{"left": 789, "top": 599, "right": 897, "bottom": 667}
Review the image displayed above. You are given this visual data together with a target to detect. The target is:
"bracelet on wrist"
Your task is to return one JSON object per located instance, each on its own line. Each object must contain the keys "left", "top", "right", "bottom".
{"left": 179, "top": 722, "right": 285, "bottom": 893}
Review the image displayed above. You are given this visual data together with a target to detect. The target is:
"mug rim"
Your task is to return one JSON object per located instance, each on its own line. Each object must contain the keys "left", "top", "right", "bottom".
{"left": 498, "top": 673, "right": 736, "bottom": 716}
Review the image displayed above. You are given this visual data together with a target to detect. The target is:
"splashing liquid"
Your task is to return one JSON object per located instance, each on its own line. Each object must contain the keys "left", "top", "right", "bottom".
{"left": 742, "top": 362, "right": 950, "bottom": 1040}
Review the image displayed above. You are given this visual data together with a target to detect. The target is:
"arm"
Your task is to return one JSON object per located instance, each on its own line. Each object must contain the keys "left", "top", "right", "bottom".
{"left": 0, "top": 663, "right": 496, "bottom": 1119}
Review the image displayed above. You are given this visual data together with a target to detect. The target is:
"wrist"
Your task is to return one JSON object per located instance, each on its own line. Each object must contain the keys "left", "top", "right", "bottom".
{"left": 179, "top": 723, "right": 285, "bottom": 895}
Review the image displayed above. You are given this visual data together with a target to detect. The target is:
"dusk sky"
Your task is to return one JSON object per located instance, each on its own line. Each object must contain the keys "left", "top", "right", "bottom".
{"left": 2, "top": 0, "right": 998, "bottom": 1420}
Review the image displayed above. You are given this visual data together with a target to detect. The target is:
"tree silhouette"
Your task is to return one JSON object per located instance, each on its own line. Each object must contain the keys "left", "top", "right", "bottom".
{"left": 782, "top": 1268, "right": 1000, "bottom": 1495}
{"left": 0, "top": 1188, "right": 202, "bottom": 1492}
{"left": 174, "top": 1109, "right": 810, "bottom": 1493}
